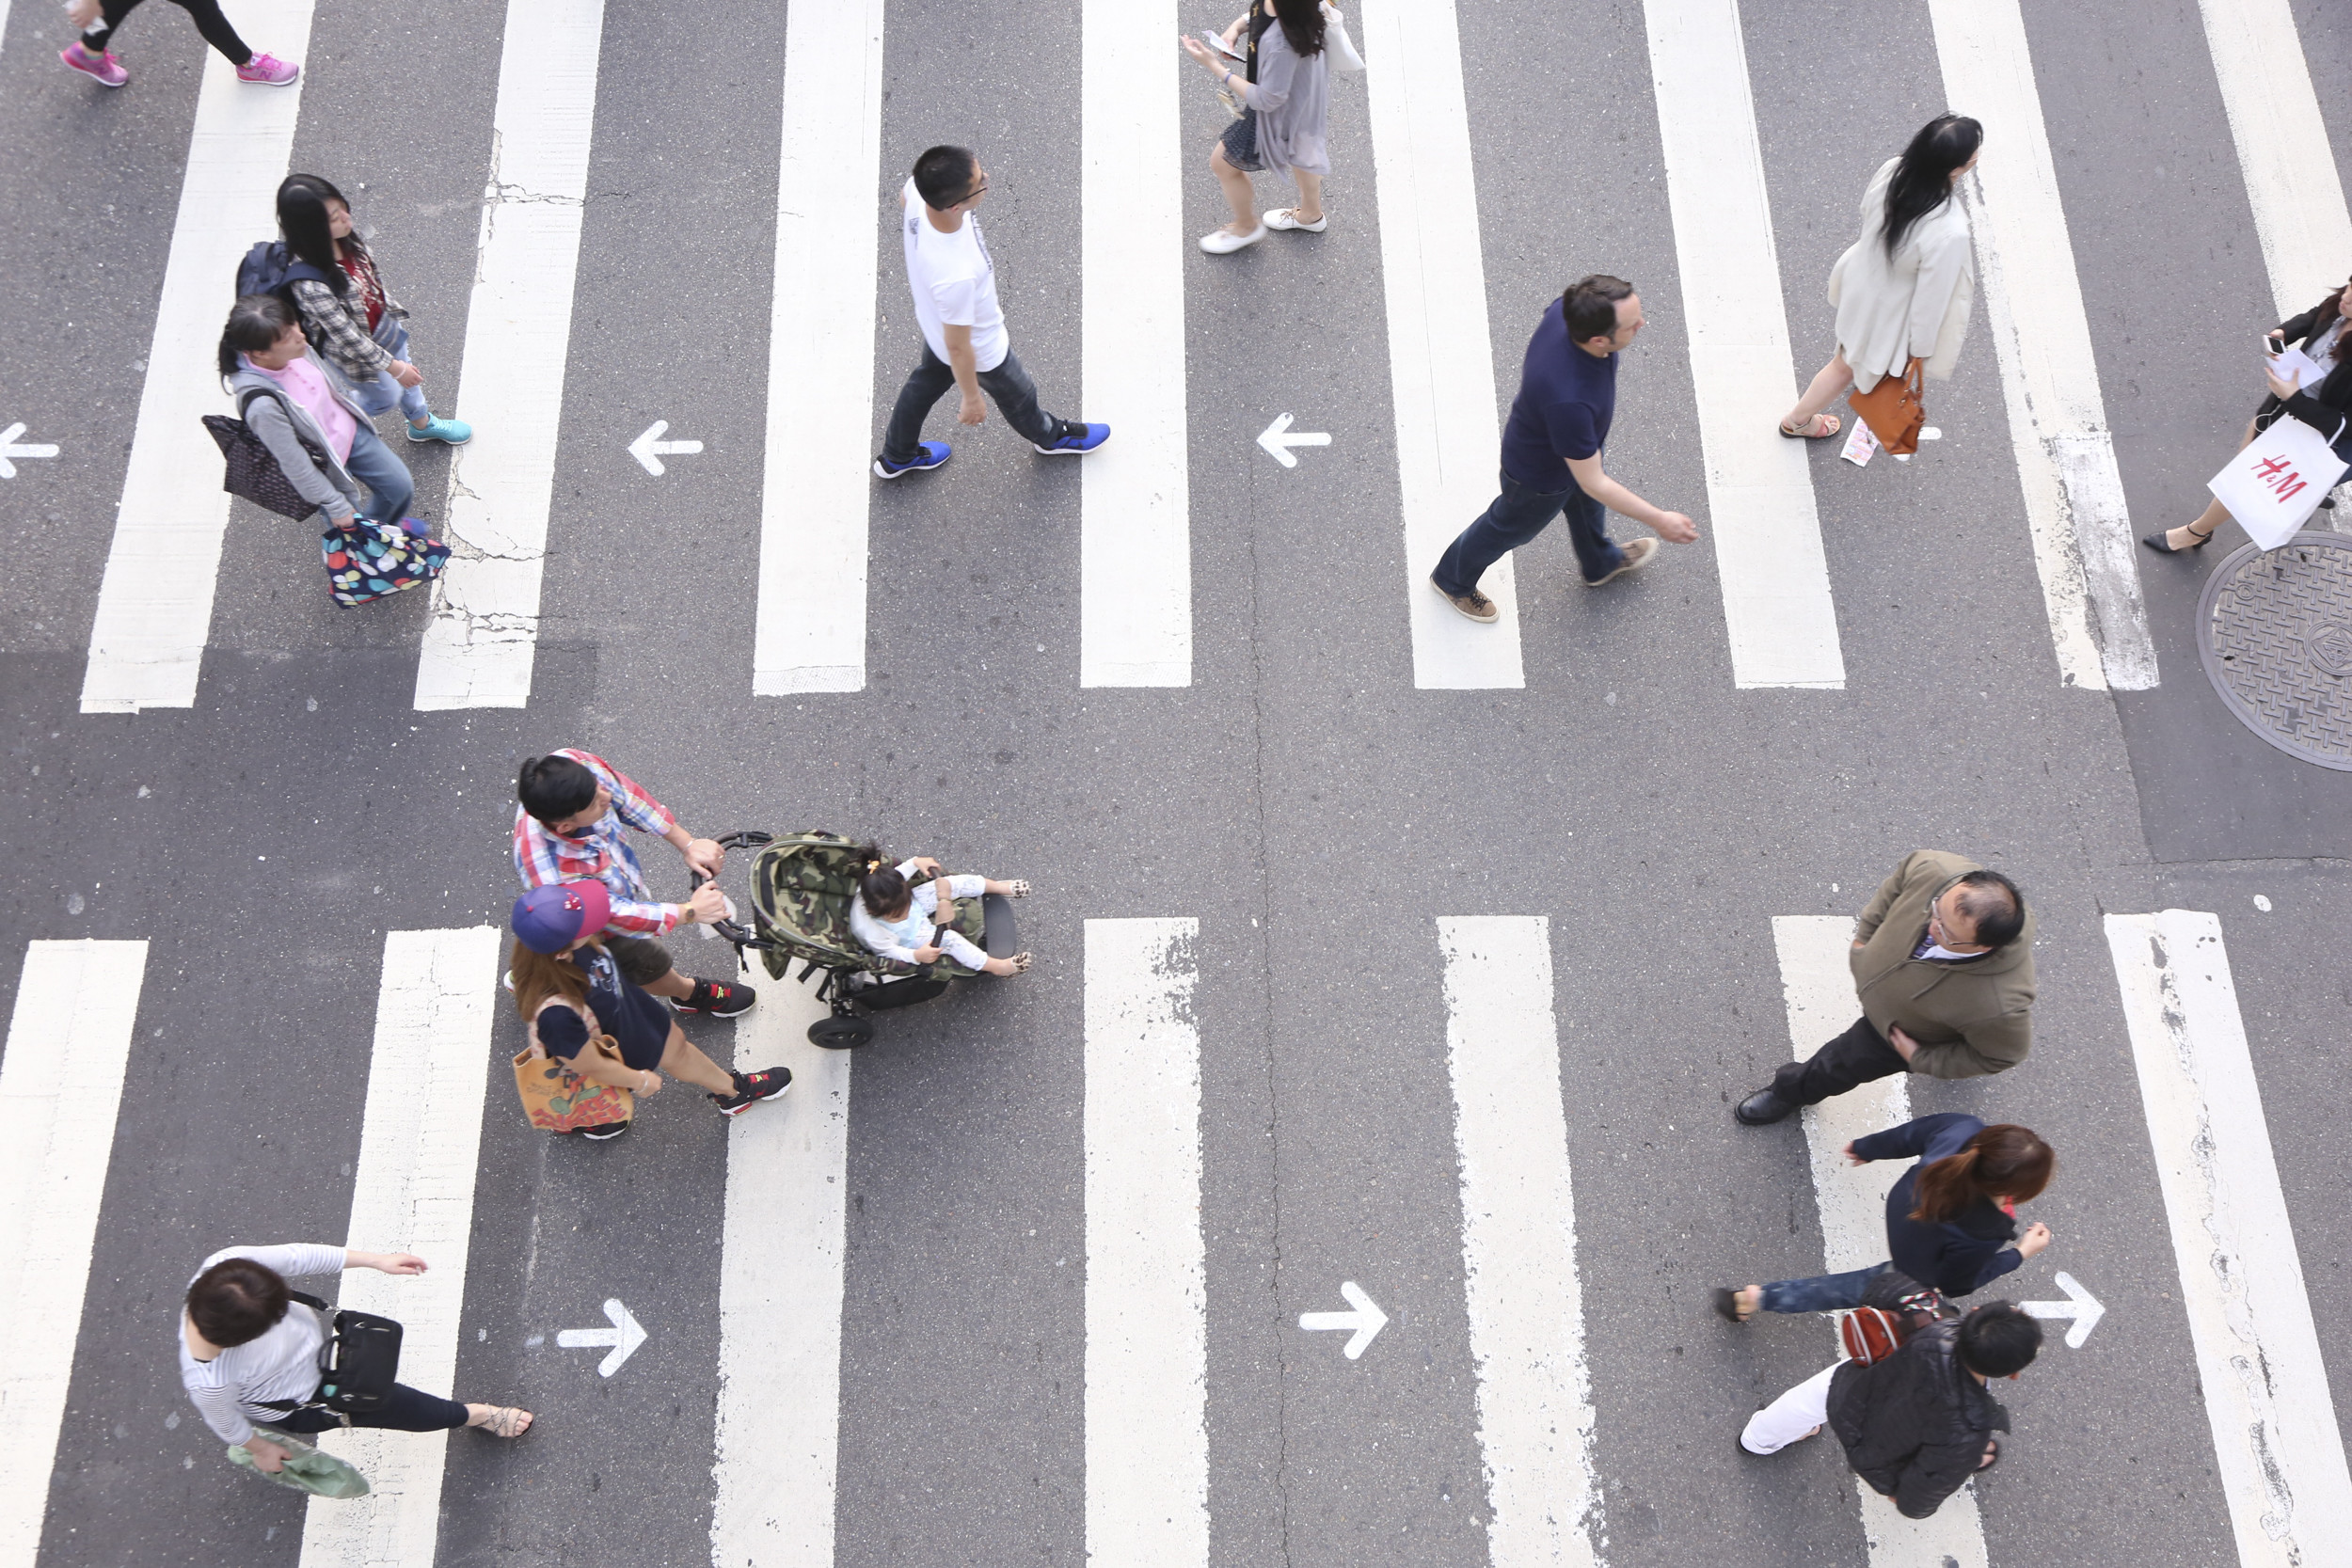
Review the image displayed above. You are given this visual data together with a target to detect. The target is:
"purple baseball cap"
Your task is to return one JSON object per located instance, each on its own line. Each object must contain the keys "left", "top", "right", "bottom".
{"left": 510, "top": 881, "right": 612, "bottom": 953}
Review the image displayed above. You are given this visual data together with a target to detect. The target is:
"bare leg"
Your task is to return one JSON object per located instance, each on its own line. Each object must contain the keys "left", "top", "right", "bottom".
{"left": 643, "top": 968, "right": 693, "bottom": 1002}
{"left": 1288, "top": 168, "right": 1325, "bottom": 224}
{"left": 1212, "top": 142, "right": 1257, "bottom": 235}
{"left": 2165, "top": 419, "right": 2260, "bottom": 549}
{"left": 656, "top": 1022, "right": 738, "bottom": 1095}
{"left": 1782, "top": 353, "right": 1855, "bottom": 434}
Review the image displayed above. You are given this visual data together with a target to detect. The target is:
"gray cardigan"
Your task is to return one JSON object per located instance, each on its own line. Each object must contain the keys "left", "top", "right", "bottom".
{"left": 226, "top": 363, "right": 366, "bottom": 523}
{"left": 1239, "top": 22, "right": 1330, "bottom": 178}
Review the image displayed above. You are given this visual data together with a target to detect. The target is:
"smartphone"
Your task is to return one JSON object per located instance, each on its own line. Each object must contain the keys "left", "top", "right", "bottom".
{"left": 1202, "top": 27, "right": 1244, "bottom": 57}
{"left": 2264, "top": 334, "right": 2286, "bottom": 355}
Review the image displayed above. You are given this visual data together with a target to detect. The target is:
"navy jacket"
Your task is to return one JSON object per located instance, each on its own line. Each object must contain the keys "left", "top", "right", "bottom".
{"left": 1853, "top": 1113, "right": 2023, "bottom": 1298}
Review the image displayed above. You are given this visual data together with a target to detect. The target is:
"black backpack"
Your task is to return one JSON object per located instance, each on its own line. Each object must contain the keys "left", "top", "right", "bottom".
{"left": 234, "top": 239, "right": 333, "bottom": 303}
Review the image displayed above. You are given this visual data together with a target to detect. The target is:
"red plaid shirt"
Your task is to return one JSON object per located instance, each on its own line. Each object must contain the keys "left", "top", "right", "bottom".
{"left": 511, "top": 749, "right": 682, "bottom": 937}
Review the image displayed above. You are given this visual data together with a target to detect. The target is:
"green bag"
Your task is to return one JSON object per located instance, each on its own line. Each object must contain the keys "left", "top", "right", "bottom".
{"left": 227, "top": 1433, "right": 371, "bottom": 1498}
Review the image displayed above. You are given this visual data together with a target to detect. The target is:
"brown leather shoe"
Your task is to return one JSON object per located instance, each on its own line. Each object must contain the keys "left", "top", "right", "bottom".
{"left": 1429, "top": 574, "right": 1500, "bottom": 623}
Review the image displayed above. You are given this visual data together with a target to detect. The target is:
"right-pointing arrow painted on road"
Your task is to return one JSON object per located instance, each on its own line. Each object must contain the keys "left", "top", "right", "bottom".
{"left": 2020, "top": 1271, "right": 2106, "bottom": 1347}
{"left": 1299, "top": 1280, "right": 1388, "bottom": 1359}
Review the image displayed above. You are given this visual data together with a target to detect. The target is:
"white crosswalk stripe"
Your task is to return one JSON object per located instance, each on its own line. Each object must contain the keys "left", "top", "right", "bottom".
{"left": 2105, "top": 911, "right": 2352, "bottom": 1566}
{"left": 1081, "top": 2, "right": 1194, "bottom": 688}
{"left": 410, "top": 0, "right": 606, "bottom": 711}
{"left": 1771, "top": 917, "right": 1989, "bottom": 1567}
{"left": 1436, "top": 916, "right": 1601, "bottom": 1565}
{"left": 0, "top": 941, "right": 149, "bottom": 1568}
{"left": 298, "top": 927, "right": 501, "bottom": 1567}
{"left": 1362, "top": 0, "right": 1525, "bottom": 689}
{"left": 78, "top": 0, "right": 319, "bottom": 714}
{"left": 1645, "top": 0, "right": 1847, "bottom": 690}
{"left": 1929, "top": 0, "right": 2156, "bottom": 693}
{"left": 2196, "top": 0, "right": 2352, "bottom": 318}
{"left": 712, "top": 974, "right": 851, "bottom": 1566}
{"left": 752, "top": 0, "right": 887, "bottom": 697}
{"left": 1083, "top": 918, "right": 1210, "bottom": 1562}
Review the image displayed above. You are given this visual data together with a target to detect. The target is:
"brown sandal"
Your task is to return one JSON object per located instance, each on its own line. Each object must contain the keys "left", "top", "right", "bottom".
{"left": 1779, "top": 412, "right": 1841, "bottom": 439}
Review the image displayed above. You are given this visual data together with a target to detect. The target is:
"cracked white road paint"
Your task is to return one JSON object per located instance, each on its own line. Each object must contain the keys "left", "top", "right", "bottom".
{"left": 1081, "top": 0, "right": 1192, "bottom": 688}
{"left": 1644, "top": 0, "right": 1847, "bottom": 689}
{"left": 1438, "top": 916, "right": 1599, "bottom": 1567}
{"left": 412, "top": 0, "right": 606, "bottom": 710}
{"left": 711, "top": 961, "right": 848, "bottom": 1567}
{"left": 1084, "top": 918, "right": 1206, "bottom": 1564}
{"left": 0, "top": 941, "right": 148, "bottom": 1568}
{"left": 1359, "top": 0, "right": 1525, "bottom": 689}
{"left": 299, "top": 927, "right": 500, "bottom": 1568}
{"left": 1772, "top": 917, "right": 1988, "bottom": 1568}
{"left": 2106, "top": 911, "right": 2352, "bottom": 1566}
{"left": 78, "top": 0, "right": 317, "bottom": 713}
{"left": 1928, "top": 0, "right": 2156, "bottom": 692}
{"left": 752, "top": 0, "right": 885, "bottom": 696}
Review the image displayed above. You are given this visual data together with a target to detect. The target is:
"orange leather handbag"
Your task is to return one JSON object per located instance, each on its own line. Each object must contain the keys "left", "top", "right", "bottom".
{"left": 1849, "top": 356, "right": 1926, "bottom": 455}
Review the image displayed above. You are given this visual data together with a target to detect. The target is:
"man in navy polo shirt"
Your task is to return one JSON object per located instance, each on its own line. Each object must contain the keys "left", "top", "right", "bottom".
{"left": 1430, "top": 274, "right": 1699, "bottom": 622}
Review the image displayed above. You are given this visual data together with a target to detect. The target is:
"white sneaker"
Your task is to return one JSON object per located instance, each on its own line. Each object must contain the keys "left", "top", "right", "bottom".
{"left": 1264, "top": 209, "right": 1327, "bottom": 232}
{"left": 1200, "top": 225, "right": 1267, "bottom": 254}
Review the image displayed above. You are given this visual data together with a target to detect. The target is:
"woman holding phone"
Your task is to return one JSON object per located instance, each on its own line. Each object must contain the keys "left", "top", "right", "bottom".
{"left": 1179, "top": 0, "right": 1333, "bottom": 254}
{"left": 2143, "top": 273, "right": 2352, "bottom": 553}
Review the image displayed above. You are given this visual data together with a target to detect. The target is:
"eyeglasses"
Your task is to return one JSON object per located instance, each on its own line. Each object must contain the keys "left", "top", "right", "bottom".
{"left": 964, "top": 177, "right": 989, "bottom": 203}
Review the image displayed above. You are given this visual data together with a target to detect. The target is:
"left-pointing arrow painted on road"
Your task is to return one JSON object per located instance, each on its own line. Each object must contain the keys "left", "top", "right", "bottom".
{"left": 556, "top": 1297, "right": 649, "bottom": 1376}
{"left": 0, "top": 421, "right": 60, "bottom": 480}
{"left": 1256, "top": 412, "right": 1331, "bottom": 469}
{"left": 628, "top": 420, "right": 705, "bottom": 476}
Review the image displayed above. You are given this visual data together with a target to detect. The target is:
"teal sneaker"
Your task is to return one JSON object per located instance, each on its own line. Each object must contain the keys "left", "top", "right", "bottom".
{"left": 405, "top": 416, "right": 472, "bottom": 445}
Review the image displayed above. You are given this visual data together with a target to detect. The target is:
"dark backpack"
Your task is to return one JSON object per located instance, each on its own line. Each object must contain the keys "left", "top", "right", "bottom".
{"left": 234, "top": 239, "right": 333, "bottom": 302}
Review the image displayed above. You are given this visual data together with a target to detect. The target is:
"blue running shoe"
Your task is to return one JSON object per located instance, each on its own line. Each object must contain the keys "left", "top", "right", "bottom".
{"left": 405, "top": 416, "right": 472, "bottom": 445}
{"left": 1033, "top": 422, "right": 1110, "bottom": 456}
{"left": 873, "top": 441, "right": 952, "bottom": 479}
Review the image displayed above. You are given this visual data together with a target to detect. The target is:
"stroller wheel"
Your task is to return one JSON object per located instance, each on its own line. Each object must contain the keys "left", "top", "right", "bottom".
{"left": 808, "top": 1015, "right": 875, "bottom": 1050}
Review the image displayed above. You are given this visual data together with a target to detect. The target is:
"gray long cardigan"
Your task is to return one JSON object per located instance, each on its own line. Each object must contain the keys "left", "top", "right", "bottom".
{"left": 1239, "top": 22, "right": 1330, "bottom": 178}
{"left": 225, "top": 363, "right": 366, "bottom": 523}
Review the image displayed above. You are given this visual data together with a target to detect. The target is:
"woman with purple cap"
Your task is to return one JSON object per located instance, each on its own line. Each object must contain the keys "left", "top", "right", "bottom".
{"left": 509, "top": 883, "right": 789, "bottom": 1133}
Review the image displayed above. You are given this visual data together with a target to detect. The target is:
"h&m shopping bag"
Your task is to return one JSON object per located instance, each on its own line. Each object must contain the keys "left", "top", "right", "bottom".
{"left": 2209, "top": 413, "right": 2348, "bottom": 550}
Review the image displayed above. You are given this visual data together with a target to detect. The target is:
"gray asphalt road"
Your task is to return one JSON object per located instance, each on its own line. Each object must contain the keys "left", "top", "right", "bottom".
{"left": 2, "top": 0, "right": 2348, "bottom": 1564}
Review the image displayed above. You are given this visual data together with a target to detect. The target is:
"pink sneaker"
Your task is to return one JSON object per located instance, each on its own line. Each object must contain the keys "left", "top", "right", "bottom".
{"left": 235, "top": 52, "right": 300, "bottom": 86}
{"left": 60, "top": 42, "right": 129, "bottom": 87}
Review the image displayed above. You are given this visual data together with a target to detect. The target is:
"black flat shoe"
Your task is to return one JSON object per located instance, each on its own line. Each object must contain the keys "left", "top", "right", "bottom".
{"left": 1734, "top": 1088, "right": 1797, "bottom": 1126}
{"left": 2139, "top": 526, "right": 2215, "bottom": 554}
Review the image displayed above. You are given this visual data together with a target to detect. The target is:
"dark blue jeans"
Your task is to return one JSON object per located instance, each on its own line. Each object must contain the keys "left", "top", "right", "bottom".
{"left": 1759, "top": 1261, "right": 1891, "bottom": 1315}
{"left": 881, "top": 343, "right": 1064, "bottom": 465}
{"left": 266, "top": 1381, "right": 468, "bottom": 1433}
{"left": 1432, "top": 466, "right": 1623, "bottom": 595}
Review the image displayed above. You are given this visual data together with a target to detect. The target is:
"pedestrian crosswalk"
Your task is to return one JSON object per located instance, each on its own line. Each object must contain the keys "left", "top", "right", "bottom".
{"left": 55, "top": 0, "right": 2352, "bottom": 710}
{"left": 5, "top": 902, "right": 2336, "bottom": 1565}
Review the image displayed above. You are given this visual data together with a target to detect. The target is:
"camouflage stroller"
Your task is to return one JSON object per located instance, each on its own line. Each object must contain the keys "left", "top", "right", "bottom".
{"left": 700, "top": 831, "right": 1020, "bottom": 1049}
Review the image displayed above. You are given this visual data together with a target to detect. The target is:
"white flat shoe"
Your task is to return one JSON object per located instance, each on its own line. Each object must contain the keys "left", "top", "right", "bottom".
{"left": 1264, "top": 209, "right": 1327, "bottom": 232}
{"left": 1200, "top": 225, "right": 1267, "bottom": 254}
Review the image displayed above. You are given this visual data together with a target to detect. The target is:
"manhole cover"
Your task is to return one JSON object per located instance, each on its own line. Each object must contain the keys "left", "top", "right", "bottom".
{"left": 2198, "top": 531, "right": 2352, "bottom": 770}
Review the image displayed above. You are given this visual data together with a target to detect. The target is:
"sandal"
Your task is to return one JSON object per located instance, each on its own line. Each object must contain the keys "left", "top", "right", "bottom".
{"left": 1006, "top": 879, "right": 1032, "bottom": 898}
{"left": 1711, "top": 1286, "right": 1758, "bottom": 1323}
{"left": 1007, "top": 952, "right": 1035, "bottom": 974}
{"left": 473, "top": 1405, "right": 534, "bottom": 1439}
{"left": 1779, "top": 412, "right": 1840, "bottom": 439}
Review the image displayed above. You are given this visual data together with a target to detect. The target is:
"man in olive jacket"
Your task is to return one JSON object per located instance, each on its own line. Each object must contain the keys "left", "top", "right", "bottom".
{"left": 1737, "top": 850, "right": 2034, "bottom": 1125}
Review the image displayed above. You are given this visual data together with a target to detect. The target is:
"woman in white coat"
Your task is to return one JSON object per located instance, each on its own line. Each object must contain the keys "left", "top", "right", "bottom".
{"left": 1778, "top": 115, "right": 1983, "bottom": 440}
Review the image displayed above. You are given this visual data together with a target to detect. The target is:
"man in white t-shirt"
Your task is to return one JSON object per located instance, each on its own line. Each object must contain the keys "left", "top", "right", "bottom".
{"left": 874, "top": 145, "right": 1110, "bottom": 479}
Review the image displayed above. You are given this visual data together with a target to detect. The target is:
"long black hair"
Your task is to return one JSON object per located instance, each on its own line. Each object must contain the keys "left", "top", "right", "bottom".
{"left": 216, "top": 293, "right": 299, "bottom": 380}
{"left": 277, "top": 172, "right": 351, "bottom": 293}
{"left": 1883, "top": 114, "right": 1982, "bottom": 259}
{"left": 1271, "top": 0, "right": 1326, "bottom": 56}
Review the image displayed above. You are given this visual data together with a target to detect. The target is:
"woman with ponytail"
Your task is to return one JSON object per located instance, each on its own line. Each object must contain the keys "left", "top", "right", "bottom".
{"left": 1713, "top": 1114, "right": 2053, "bottom": 1323}
{"left": 1775, "top": 114, "right": 1983, "bottom": 441}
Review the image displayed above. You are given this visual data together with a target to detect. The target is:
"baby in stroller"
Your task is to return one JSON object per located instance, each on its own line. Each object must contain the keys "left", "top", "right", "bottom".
{"left": 852, "top": 856, "right": 1034, "bottom": 975}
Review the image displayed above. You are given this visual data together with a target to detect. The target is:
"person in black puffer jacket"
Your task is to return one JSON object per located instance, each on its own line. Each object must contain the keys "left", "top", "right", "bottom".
{"left": 1741, "top": 1279, "right": 2042, "bottom": 1521}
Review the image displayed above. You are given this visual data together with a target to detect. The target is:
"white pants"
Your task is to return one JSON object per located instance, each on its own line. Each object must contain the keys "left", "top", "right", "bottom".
{"left": 923, "top": 876, "right": 991, "bottom": 971}
{"left": 1741, "top": 1362, "right": 1838, "bottom": 1454}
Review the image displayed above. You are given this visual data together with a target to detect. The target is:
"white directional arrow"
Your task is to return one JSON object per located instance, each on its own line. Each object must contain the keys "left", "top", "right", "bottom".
{"left": 0, "top": 421, "right": 60, "bottom": 479}
{"left": 555, "top": 1297, "right": 649, "bottom": 1376}
{"left": 1298, "top": 1280, "right": 1389, "bottom": 1359}
{"left": 627, "top": 420, "right": 705, "bottom": 476}
{"left": 1256, "top": 411, "right": 1331, "bottom": 469}
{"left": 2019, "top": 1271, "right": 2106, "bottom": 1348}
